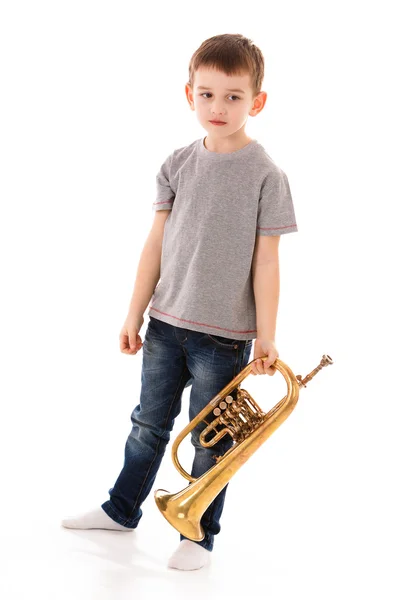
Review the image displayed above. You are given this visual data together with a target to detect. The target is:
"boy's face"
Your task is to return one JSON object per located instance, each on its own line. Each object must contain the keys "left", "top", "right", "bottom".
{"left": 185, "top": 66, "right": 266, "bottom": 138}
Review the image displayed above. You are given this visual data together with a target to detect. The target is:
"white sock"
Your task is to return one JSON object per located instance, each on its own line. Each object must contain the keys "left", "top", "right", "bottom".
{"left": 167, "top": 539, "right": 211, "bottom": 571}
{"left": 61, "top": 507, "right": 133, "bottom": 532}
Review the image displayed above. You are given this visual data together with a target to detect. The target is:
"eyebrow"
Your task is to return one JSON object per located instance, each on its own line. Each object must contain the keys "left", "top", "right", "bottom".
{"left": 197, "top": 86, "right": 246, "bottom": 94}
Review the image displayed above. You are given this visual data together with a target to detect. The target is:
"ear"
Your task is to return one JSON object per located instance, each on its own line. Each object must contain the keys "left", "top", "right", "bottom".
{"left": 249, "top": 91, "right": 267, "bottom": 117}
{"left": 185, "top": 83, "right": 195, "bottom": 111}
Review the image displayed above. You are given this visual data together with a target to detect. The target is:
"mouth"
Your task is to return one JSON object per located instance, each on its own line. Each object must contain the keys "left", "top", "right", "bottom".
{"left": 209, "top": 120, "right": 227, "bottom": 125}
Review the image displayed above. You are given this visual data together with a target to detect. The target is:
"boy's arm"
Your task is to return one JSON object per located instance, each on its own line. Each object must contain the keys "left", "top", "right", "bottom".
{"left": 251, "top": 235, "right": 280, "bottom": 340}
{"left": 127, "top": 210, "right": 171, "bottom": 320}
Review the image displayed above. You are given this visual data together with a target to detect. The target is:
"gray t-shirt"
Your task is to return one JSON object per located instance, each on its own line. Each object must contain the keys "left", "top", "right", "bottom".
{"left": 148, "top": 136, "right": 298, "bottom": 340}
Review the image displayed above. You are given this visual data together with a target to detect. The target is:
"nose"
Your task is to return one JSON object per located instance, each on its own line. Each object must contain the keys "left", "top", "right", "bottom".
{"left": 211, "top": 101, "right": 226, "bottom": 118}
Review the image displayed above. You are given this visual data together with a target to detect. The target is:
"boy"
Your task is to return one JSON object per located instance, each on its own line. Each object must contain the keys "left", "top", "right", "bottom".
{"left": 62, "top": 33, "right": 298, "bottom": 570}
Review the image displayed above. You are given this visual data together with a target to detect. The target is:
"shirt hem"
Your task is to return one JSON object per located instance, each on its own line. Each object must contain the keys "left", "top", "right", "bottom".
{"left": 256, "top": 224, "right": 298, "bottom": 235}
{"left": 147, "top": 306, "right": 257, "bottom": 341}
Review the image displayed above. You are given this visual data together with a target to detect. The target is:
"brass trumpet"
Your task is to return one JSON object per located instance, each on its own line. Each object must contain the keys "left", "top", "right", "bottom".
{"left": 154, "top": 354, "right": 333, "bottom": 541}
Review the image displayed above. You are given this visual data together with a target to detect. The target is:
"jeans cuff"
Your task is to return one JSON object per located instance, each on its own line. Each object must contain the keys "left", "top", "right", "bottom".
{"left": 180, "top": 533, "right": 213, "bottom": 552}
{"left": 101, "top": 500, "right": 137, "bottom": 529}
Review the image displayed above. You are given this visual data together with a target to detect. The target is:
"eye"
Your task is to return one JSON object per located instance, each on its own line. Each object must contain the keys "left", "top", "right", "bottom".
{"left": 200, "top": 93, "right": 241, "bottom": 101}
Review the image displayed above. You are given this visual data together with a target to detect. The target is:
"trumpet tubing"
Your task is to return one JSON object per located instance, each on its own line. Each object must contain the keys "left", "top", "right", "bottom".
{"left": 154, "top": 354, "right": 333, "bottom": 541}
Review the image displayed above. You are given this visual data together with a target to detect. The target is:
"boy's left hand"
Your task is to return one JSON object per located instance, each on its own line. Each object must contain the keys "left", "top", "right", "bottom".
{"left": 250, "top": 338, "right": 278, "bottom": 376}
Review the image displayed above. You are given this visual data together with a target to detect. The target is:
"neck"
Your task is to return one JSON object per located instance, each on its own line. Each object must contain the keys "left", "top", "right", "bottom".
{"left": 203, "top": 132, "right": 253, "bottom": 153}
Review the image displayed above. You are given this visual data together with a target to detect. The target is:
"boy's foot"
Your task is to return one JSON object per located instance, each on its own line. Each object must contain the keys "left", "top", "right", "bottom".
{"left": 167, "top": 539, "right": 211, "bottom": 570}
{"left": 61, "top": 507, "right": 133, "bottom": 531}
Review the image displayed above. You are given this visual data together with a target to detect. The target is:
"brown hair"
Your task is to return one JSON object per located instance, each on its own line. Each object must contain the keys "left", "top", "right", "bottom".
{"left": 188, "top": 34, "right": 265, "bottom": 98}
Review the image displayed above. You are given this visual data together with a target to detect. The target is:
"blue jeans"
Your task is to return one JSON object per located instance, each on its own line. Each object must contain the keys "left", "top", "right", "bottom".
{"left": 101, "top": 316, "right": 253, "bottom": 551}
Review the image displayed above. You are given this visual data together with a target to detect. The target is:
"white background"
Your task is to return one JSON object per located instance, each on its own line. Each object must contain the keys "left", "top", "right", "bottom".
{"left": 1, "top": 1, "right": 399, "bottom": 598}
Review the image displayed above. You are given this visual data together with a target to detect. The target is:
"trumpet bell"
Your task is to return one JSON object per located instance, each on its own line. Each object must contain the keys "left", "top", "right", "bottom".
{"left": 154, "top": 488, "right": 204, "bottom": 541}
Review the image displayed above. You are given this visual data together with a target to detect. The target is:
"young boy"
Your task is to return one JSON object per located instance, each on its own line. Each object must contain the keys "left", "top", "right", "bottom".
{"left": 62, "top": 33, "right": 298, "bottom": 570}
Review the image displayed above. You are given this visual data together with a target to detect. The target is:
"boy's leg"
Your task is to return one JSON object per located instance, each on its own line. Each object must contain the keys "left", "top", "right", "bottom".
{"left": 101, "top": 316, "right": 192, "bottom": 528}
{"left": 180, "top": 333, "right": 253, "bottom": 551}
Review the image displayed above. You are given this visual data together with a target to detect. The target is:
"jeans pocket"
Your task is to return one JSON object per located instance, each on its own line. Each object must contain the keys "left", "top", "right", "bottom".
{"left": 145, "top": 316, "right": 168, "bottom": 345}
{"left": 148, "top": 316, "right": 166, "bottom": 335}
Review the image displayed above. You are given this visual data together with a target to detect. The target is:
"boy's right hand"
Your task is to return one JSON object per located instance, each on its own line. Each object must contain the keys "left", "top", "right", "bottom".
{"left": 119, "top": 314, "right": 144, "bottom": 355}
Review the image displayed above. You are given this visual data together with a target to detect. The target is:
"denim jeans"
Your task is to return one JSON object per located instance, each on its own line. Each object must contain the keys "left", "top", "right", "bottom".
{"left": 101, "top": 316, "right": 253, "bottom": 551}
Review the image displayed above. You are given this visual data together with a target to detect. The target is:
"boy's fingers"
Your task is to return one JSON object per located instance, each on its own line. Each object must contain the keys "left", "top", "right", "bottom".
{"left": 251, "top": 359, "right": 263, "bottom": 374}
{"left": 251, "top": 358, "right": 275, "bottom": 375}
{"left": 130, "top": 334, "right": 143, "bottom": 351}
{"left": 129, "top": 332, "right": 137, "bottom": 349}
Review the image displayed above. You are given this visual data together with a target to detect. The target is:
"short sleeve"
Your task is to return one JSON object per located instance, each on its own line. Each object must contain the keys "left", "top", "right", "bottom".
{"left": 153, "top": 151, "right": 175, "bottom": 211}
{"left": 257, "top": 169, "right": 298, "bottom": 235}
